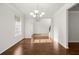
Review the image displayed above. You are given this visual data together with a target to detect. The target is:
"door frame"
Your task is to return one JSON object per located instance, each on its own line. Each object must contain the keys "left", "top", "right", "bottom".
{"left": 67, "top": 3, "right": 77, "bottom": 48}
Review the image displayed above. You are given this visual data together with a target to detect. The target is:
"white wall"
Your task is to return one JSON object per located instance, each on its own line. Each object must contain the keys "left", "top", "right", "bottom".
{"left": 68, "top": 11, "right": 79, "bottom": 42}
{"left": 0, "top": 4, "right": 25, "bottom": 54}
{"left": 25, "top": 17, "right": 51, "bottom": 38}
{"left": 53, "top": 3, "right": 76, "bottom": 48}
{"left": 25, "top": 17, "right": 33, "bottom": 38}
{"left": 33, "top": 18, "right": 51, "bottom": 34}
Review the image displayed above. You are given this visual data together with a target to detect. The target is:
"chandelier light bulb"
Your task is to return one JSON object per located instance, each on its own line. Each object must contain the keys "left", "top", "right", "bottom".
{"left": 41, "top": 12, "right": 45, "bottom": 16}
{"left": 33, "top": 14, "right": 36, "bottom": 18}
{"left": 40, "top": 12, "right": 45, "bottom": 17}
{"left": 34, "top": 10, "right": 39, "bottom": 14}
{"left": 40, "top": 14, "right": 42, "bottom": 17}
{"left": 30, "top": 12, "right": 34, "bottom": 16}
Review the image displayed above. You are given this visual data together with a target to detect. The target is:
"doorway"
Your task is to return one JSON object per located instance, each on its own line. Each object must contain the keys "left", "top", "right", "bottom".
{"left": 32, "top": 18, "right": 52, "bottom": 40}
{"left": 68, "top": 4, "right": 79, "bottom": 49}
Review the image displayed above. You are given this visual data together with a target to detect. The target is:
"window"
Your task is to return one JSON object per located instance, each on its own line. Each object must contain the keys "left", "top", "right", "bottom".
{"left": 15, "top": 15, "right": 21, "bottom": 36}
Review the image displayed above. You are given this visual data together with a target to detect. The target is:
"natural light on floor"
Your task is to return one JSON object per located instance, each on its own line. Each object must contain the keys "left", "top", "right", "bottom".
{"left": 33, "top": 39, "right": 52, "bottom": 43}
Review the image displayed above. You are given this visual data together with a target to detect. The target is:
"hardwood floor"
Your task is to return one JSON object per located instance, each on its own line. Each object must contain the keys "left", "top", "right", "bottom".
{"left": 1, "top": 35, "right": 79, "bottom": 55}
{"left": 68, "top": 42, "right": 79, "bottom": 55}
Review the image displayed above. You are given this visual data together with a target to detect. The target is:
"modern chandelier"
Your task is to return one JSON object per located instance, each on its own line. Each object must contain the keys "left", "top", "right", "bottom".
{"left": 30, "top": 10, "right": 45, "bottom": 21}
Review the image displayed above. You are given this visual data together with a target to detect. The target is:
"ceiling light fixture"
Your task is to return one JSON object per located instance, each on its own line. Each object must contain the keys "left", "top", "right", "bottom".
{"left": 30, "top": 10, "right": 45, "bottom": 21}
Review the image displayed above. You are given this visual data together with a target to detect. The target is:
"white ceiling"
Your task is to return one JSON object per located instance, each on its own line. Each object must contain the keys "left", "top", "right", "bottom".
{"left": 11, "top": 3, "right": 65, "bottom": 18}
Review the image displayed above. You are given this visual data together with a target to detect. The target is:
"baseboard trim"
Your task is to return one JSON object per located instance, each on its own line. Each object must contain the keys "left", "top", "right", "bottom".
{"left": 0, "top": 38, "right": 24, "bottom": 54}
{"left": 24, "top": 38, "right": 31, "bottom": 40}
{"left": 53, "top": 37, "right": 68, "bottom": 49}
{"left": 58, "top": 41, "right": 68, "bottom": 49}
{"left": 68, "top": 41, "right": 79, "bottom": 43}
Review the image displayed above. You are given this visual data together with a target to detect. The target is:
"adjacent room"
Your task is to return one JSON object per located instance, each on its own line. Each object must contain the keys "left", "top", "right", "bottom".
{"left": 68, "top": 4, "right": 79, "bottom": 54}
